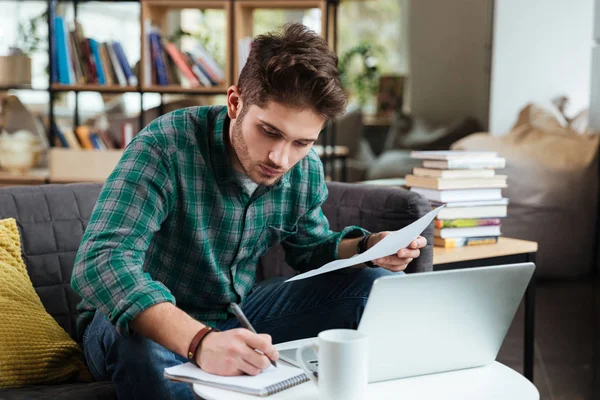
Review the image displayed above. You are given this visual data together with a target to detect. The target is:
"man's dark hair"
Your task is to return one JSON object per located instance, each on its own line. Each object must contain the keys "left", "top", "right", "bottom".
{"left": 237, "top": 23, "right": 347, "bottom": 121}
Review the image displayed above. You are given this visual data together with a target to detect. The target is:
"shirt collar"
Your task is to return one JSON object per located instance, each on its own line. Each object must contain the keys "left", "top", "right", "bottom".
{"left": 209, "top": 106, "right": 290, "bottom": 190}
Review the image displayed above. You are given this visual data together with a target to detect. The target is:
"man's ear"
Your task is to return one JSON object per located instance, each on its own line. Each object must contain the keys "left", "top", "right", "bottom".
{"left": 226, "top": 86, "right": 243, "bottom": 120}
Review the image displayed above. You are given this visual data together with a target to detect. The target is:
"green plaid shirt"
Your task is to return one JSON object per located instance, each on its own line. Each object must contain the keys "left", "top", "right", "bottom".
{"left": 71, "top": 105, "right": 367, "bottom": 337}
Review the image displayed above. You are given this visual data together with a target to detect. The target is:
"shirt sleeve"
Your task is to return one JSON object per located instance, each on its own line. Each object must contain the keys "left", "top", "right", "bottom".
{"left": 280, "top": 168, "right": 369, "bottom": 273}
{"left": 71, "top": 134, "right": 176, "bottom": 336}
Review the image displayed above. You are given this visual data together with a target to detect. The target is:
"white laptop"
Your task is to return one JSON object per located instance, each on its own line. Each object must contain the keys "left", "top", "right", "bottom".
{"left": 279, "top": 262, "right": 535, "bottom": 383}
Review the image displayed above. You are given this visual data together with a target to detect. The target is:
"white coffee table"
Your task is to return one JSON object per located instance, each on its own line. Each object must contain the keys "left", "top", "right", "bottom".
{"left": 193, "top": 339, "right": 539, "bottom": 400}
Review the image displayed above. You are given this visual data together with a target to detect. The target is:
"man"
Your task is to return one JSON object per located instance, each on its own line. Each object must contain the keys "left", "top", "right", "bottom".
{"left": 72, "top": 23, "right": 426, "bottom": 399}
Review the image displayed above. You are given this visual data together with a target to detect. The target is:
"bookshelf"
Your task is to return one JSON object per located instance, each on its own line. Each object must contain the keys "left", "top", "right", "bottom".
{"left": 233, "top": 0, "right": 336, "bottom": 80}
{"left": 140, "top": 0, "right": 231, "bottom": 92}
{"left": 4, "top": 0, "right": 342, "bottom": 184}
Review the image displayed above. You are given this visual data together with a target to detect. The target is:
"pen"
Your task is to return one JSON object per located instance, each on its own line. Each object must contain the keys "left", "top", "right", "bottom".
{"left": 230, "top": 302, "right": 278, "bottom": 368}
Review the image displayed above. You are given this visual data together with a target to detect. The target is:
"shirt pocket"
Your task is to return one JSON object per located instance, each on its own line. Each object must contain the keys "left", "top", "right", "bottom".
{"left": 253, "top": 224, "right": 298, "bottom": 257}
{"left": 266, "top": 224, "right": 298, "bottom": 247}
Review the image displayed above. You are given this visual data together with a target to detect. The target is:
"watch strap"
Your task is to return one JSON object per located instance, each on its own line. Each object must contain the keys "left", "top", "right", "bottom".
{"left": 357, "top": 234, "right": 378, "bottom": 268}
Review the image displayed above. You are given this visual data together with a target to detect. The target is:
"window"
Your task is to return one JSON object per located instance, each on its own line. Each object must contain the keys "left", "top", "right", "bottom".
{"left": 338, "top": 0, "right": 407, "bottom": 112}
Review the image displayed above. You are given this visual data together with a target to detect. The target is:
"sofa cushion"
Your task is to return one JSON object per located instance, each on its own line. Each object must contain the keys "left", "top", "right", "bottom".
{"left": 0, "top": 218, "right": 91, "bottom": 388}
{"left": 0, "top": 184, "right": 103, "bottom": 341}
{"left": 452, "top": 105, "right": 600, "bottom": 278}
{"left": 365, "top": 149, "right": 423, "bottom": 180}
{"left": 0, "top": 381, "right": 117, "bottom": 400}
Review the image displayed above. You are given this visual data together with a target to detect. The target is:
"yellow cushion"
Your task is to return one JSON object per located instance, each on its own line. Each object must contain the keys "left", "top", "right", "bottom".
{"left": 0, "top": 218, "right": 91, "bottom": 387}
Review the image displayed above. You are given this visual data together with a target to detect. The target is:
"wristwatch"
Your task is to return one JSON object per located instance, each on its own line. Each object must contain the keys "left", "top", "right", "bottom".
{"left": 357, "top": 234, "right": 378, "bottom": 268}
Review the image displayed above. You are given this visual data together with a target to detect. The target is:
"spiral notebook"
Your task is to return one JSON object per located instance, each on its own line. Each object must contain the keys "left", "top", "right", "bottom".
{"left": 164, "top": 362, "right": 308, "bottom": 397}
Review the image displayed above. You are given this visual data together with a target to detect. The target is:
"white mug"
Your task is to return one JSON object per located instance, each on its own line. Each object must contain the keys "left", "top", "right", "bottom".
{"left": 296, "top": 329, "right": 368, "bottom": 400}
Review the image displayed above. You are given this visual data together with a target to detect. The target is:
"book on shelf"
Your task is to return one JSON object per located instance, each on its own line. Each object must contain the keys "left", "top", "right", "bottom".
{"left": 144, "top": 24, "right": 225, "bottom": 88}
{"left": 434, "top": 236, "right": 499, "bottom": 248}
{"left": 52, "top": 16, "right": 138, "bottom": 87}
{"left": 53, "top": 124, "right": 121, "bottom": 150}
{"left": 409, "top": 150, "right": 509, "bottom": 247}
{"left": 238, "top": 36, "right": 253, "bottom": 75}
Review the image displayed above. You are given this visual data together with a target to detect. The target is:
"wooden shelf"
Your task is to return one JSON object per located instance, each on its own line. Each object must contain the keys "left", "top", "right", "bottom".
{"left": 433, "top": 237, "right": 539, "bottom": 265}
{"left": 141, "top": 85, "right": 228, "bottom": 94}
{"left": 0, "top": 85, "right": 40, "bottom": 91}
{"left": 51, "top": 84, "right": 139, "bottom": 93}
{"left": 362, "top": 112, "right": 394, "bottom": 127}
{"left": 142, "top": 0, "right": 229, "bottom": 8}
{"left": 0, "top": 168, "right": 49, "bottom": 186}
{"left": 313, "top": 145, "right": 350, "bottom": 157}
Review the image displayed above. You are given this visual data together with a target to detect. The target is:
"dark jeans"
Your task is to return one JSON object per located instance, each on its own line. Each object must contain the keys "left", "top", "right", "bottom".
{"left": 82, "top": 267, "right": 398, "bottom": 399}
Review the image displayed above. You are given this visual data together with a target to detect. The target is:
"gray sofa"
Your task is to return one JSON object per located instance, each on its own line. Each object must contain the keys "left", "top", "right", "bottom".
{"left": 0, "top": 182, "right": 433, "bottom": 399}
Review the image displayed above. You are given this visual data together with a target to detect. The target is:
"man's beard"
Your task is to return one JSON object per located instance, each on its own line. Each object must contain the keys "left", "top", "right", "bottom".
{"left": 230, "top": 118, "right": 282, "bottom": 186}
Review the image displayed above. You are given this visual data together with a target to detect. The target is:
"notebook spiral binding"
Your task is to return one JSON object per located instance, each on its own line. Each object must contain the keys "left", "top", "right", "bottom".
{"left": 265, "top": 373, "right": 309, "bottom": 395}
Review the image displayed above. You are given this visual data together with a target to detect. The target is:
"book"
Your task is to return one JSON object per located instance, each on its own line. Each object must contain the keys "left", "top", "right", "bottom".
{"left": 437, "top": 205, "right": 508, "bottom": 220}
{"left": 433, "top": 218, "right": 502, "bottom": 229}
{"left": 107, "top": 42, "right": 127, "bottom": 86}
{"left": 434, "top": 225, "right": 502, "bottom": 239}
{"left": 410, "top": 150, "right": 498, "bottom": 160}
{"left": 422, "top": 158, "right": 506, "bottom": 170}
{"left": 410, "top": 187, "right": 503, "bottom": 203}
{"left": 164, "top": 362, "right": 308, "bottom": 397}
{"left": 121, "top": 122, "right": 134, "bottom": 148}
{"left": 54, "top": 16, "right": 72, "bottom": 84}
{"left": 434, "top": 236, "right": 499, "bottom": 248}
{"left": 88, "top": 39, "right": 106, "bottom": 85}
{"left": 190, "top": 42, "right": 225, "bottom": 82}
{"left": 163, "top": 42, "right": 200, "bottom": 86}
{"left": 412, "top": 167, "right": 495, "bottom": 179}
{"left": 430, "top": 198, "right": 509, "bottom": 208}
{"left": 405, "top": 174, "right": 507, "bottom": 190}
{"left": 112, "top": 41, "right": 138, "bottom": 86}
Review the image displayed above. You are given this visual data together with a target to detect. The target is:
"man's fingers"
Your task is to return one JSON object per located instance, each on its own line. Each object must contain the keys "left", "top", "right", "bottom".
{"left": 240, "top": 345, "right": 272, "bottom": 370}
{"left": 411, "top": 236, "right": 427, "bottom": 249}
{"left": 396, "top": 249, "right": 420, "bottom": 259}
{"left": 382, "top": 262, "right": 411, "bottom": 272}
{"left": 377, "top": 258, "right": 413, "bottom": 270}
{"left": 237, "top": 359, "right": 262, "bottom": 376}
{"left": 242, "top": 332, "right": 279, "bottom": 362}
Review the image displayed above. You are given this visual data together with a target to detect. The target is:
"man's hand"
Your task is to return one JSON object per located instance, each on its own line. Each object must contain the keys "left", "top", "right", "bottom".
{"left": 197, "top": 329, "right": 279, "bottom": 376}
{"left": 367, "top": 234, "right": 427, "bottom": 272}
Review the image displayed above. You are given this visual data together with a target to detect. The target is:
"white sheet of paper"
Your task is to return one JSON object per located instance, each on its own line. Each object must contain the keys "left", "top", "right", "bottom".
{"left": 285, "top": 205, "right": 444, "bottom": 283}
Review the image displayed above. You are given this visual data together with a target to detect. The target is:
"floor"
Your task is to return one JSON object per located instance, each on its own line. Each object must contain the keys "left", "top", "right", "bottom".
{"left": 497, "top": 278, "right": 600, "bottom": 400}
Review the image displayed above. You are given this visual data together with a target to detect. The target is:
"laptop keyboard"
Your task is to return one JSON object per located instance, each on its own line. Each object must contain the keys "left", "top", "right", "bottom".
{"left": 278, "top": 348, "right": 319, "bottom": 376}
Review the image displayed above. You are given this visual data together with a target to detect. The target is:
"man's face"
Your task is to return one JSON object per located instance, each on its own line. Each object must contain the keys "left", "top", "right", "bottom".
{"left": 229, "top": 100, "right": 325, "bottom": 186}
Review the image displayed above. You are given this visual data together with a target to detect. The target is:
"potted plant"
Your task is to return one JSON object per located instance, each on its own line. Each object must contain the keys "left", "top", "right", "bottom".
{"left": 0, "top": 10, "right": 46, "bottom": 87}
{"left": 338, "top": 42, "right": 382, "bottom": 108}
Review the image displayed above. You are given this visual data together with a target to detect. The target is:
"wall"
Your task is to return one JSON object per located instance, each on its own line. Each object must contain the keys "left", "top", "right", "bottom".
{"left": 407, "top": 0, "right": 493, "bottom": 129}
{"left": 590, "top": 0, "right": 600, "bottom": 130}
{"left": 490, "top": 0, "right": 594, "bottom": 134}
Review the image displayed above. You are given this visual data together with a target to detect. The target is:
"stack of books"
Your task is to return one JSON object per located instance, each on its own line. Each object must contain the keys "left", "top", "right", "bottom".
{"left": 405, "top": 151, "right": 508, "bottom": 248}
